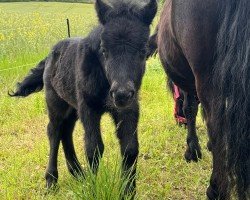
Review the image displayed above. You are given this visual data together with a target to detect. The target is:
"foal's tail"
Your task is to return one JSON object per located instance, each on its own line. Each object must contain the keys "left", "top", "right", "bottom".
{"left": 9, "top": 58, "right": 46, "bottom": 97}
{"left": 212, "top": 0, "right": 249, "bottom": 199}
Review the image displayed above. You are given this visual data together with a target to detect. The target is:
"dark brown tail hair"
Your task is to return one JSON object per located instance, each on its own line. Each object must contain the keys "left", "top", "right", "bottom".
{"left": 9, "top": 58, "right": 46, "bottom": 97}
{"left": 212, "top": 0, "right": 250, "bottom": 199}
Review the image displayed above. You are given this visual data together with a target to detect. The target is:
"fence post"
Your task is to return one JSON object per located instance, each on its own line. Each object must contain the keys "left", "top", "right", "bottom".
{"left": 66, "top": 18, "right": 71, "bottom": 38}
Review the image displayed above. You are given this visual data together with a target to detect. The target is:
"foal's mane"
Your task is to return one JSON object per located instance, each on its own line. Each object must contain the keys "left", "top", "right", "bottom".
{"left": 99, "top": 0, "right": 156, "bottom": 25}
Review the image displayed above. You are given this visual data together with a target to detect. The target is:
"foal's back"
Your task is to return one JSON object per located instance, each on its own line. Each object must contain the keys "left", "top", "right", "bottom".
{"left": 44, "top": 26, "right": 103, "bottom": 108}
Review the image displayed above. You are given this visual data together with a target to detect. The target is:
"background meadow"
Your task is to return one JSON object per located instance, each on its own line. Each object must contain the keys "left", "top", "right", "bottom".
{"left": 0, "top": 2, "right": 211, "bottom": 199}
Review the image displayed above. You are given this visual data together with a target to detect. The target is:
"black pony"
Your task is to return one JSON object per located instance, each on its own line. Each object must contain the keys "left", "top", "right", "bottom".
{"left": 156, "top": 0, "right": 249, "bottom": 199}
{"left": 10, "top": 0, "right": 157, "bottom": 196}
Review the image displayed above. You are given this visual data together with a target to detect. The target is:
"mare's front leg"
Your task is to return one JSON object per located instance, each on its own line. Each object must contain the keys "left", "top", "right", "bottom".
{"left": 111, "top": 105, "right": 139, "bottom": 198}
{"left": 183, "top": 92, "right": 201, "bottom": 162}
{"left": 79, "top": 105, "right": 104, "bottom": 173}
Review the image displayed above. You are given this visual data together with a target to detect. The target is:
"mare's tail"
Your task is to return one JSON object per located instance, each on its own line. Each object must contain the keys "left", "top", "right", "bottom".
{"left": 212, "top": 0, "right": 249, "bottom": 198}
{"left": 9, "top": 58, "right": 46, "bottom": 97}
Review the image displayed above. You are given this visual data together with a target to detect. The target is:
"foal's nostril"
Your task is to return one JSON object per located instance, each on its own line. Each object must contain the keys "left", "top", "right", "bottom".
{"left": 114, "top": 89, "right": 134, "bottom": 102}
{"left": 110, "top": 82, "right": 135, "bottom": 107}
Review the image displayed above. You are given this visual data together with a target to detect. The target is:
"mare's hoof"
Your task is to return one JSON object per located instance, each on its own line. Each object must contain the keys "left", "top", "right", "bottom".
{"left": 206, "top": 185, "right": 219, "bottom": 200}
{"left": 207, "top": 140, "right": 212, "bottom": 152}
{"left": 184, "top": 141, "right": 202, "bottom": 162}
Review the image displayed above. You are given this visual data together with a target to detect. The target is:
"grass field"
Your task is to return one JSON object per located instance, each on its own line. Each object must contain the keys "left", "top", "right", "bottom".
{"left": 0, "top": 2, "right": 211, "bottom": 200}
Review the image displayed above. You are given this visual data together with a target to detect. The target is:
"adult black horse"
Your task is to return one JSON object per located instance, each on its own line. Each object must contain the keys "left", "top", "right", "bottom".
{"left": 156, "top": 0, "right": 249, "bottom": 199}
{"left": 10, "top": 0, "right": 157, "bottom": 197}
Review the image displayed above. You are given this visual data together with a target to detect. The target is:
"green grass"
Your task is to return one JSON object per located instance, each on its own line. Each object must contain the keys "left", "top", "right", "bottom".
{"left": 0, "top": 2, "right": 211, "bottom": 199}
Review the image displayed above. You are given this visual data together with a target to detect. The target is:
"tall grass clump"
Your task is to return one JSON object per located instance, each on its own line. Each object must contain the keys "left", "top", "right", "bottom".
{"left": 68, "top": 157, "right": 135, "bottom": 200}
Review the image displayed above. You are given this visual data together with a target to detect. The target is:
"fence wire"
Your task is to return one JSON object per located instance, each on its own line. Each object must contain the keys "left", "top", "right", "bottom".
{"left": 0, "top": 21, "right": 68, "bottom": 32}
{"left": 0, "top": 3, "right": 90, "bottom": 74}
{"left": 0, "top": 62, "right": 37, "bottom": 73}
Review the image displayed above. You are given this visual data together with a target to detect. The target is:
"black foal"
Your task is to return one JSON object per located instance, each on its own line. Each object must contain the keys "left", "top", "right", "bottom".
{"left": 10, "top": 0, "right": 157, "bottom": 197}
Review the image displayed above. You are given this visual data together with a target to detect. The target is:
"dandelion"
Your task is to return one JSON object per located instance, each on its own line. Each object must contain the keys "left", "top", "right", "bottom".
{"left": 0, "top": 33, "right": 5, "bottom": 42}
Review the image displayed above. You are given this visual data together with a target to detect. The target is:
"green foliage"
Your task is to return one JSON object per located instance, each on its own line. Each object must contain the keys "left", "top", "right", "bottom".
{"left": 158, "top": 0, "right": 165, "bottom": 5}
{"left": 68, "top": 158, "right": 135, "bottom": 200}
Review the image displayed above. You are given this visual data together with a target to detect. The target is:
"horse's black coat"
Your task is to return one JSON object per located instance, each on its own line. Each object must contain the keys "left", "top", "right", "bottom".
{"left": 157, "top": 0, "right": 249, "bottom": 199}
{"left": 11, "top": 0, "right": 157, "bottom": 196}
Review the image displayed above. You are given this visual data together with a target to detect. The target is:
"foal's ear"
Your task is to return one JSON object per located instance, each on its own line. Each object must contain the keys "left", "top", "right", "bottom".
{"left": 139, "top": 0, "right": 158, "bottom": 25}
{"left": 95, "top": 0, "right": 112, "bottom": 24}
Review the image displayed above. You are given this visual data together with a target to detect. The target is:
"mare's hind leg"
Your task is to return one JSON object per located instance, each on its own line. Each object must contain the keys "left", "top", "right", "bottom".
{"left": 206, "top": 145, "right": 229, "bottom": 200}
{"left": 196, "top": 80, "right": 229, "bottom": 199}
{"left": 111, "top": 107, "right": 139, "bottom": 198}
{"left": 79, "top": 105, "right": 104, "bottom": 173}
{"left": 61, "top": 110, "right": 83, "bottom": 177}
{"left": 183, "top": 92, "right": 201, "bottom": 162}
{"left": 205, "top": 111, "right": 229, "bottom": 199}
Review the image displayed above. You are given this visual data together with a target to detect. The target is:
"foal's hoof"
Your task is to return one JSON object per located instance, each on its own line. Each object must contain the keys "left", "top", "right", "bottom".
{"left": 46, "top": 178, "right": 58, "bottom": 191}
{"left": 184, "top": 142, "right": 202, "bottom": 162}
{"left": 45, "top": 171, "right": 58, "bottom": 190}
{"left": 69, "top": 168, "right": 85, "bottom": 179}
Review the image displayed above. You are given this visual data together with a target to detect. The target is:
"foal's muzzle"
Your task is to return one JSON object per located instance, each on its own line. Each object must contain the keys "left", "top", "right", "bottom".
{"left": 110, "top": 82, "right": 135, "bottom": 108}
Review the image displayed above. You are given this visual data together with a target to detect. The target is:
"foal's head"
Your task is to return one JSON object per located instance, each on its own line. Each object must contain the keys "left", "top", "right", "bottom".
{"left": 96, "top": 0, "right": 157, "bottom": 109}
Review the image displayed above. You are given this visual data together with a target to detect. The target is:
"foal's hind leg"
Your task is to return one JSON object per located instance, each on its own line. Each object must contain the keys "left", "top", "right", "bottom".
{"left": 45, "top": 89, "right": 81, "bottom": 188}
{"left": 61, "top": 110, "right": 83, "bottom": 177}
{"left": 45, "top": 116, "right": 62, "bottom": 189}
{"left": 183, "top": 92, "right": 201, "bottom": 162}
{"left": 45, "top": 104, "right": 66, "bottom": 188}
{"left": 111, "top": 107, "right": 139, "bottom": 198}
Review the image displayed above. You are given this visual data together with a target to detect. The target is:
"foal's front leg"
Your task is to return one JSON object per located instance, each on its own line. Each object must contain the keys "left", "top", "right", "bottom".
{"left": 111, "top": 106, "right": 139, "bottom": 197}
{"left": 183, "top": 92, "right": 201, "bottom": 162}
{"left": 79, "top": 105, "right": 104, "bottom": 173}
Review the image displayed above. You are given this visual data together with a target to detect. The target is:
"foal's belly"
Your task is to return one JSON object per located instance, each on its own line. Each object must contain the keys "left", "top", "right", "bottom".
{"left": 51, "top": 76, "right": 77, "bottom": 108}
